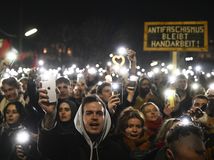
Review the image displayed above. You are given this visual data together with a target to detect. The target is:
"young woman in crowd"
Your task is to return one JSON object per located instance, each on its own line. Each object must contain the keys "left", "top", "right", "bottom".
{"left": 114, "top": 107, "right": 150, "bottom": 160}
{"left": 55, "top": 99, "right": 78, "bottom": 134}
{"left": 0, "top": 101, "right": 41, "bottom": 160}
{"left": 140, "top": 102, "right": 163, "bottom": 147}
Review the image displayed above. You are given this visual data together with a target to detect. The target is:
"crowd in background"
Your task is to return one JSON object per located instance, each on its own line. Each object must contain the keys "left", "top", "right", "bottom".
{"left": 0, "top": 49, "right": 214, "bottom": 160}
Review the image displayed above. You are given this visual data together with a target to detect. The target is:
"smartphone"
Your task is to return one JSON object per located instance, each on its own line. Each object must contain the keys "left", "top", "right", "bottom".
{"left": 41, "top": 76, "right": 57, "bottom": 103}
{"left": 127, "top": 75, "right": 138, "bottom": 90}
{"left": 165, "top": 89, "right": 176, "bottom": 110}
{"left": 127, "top": 80, "right": 137, "bottom": 90}
{"left": 112, "top": 82, "right": 123, "bottom": 103}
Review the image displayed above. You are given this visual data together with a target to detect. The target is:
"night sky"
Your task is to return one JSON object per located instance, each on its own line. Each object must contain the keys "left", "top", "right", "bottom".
{"left": 0, "top": 0, "right": 213, "bottom": 68}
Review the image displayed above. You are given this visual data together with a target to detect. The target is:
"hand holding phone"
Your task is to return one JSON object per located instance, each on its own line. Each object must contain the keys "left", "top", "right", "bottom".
{"left": 108, "top": 94, "right": 120, "bottom": 113}
{"left": 41, "top": 75, "right": 57, "bottom": 103}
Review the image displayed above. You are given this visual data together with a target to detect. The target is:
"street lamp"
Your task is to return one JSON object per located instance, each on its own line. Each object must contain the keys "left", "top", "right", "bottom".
{"left": 24, "top": 28, "right": 38, "bottom": 37}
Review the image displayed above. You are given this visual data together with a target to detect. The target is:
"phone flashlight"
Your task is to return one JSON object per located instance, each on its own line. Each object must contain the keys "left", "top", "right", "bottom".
{"left": 164, "top": 89, "right": 176, "bottom": 109}
{"left": 16, "top": 130, "right": 30, "bottom": 145}
{"left": 112, "top": 82, "right": 119, "bottom": 95}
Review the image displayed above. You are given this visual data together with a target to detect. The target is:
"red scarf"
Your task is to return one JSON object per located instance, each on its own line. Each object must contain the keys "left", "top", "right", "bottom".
{"left": 145, "top": 116, "right": 163, "bottom": 137}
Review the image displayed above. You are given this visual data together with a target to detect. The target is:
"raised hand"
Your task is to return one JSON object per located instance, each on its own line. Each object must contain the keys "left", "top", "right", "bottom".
{"left": 107, "top": 94, "right": 120, "bottom": 114}
{"left": 38, "top": 88, "right": 57, "bottom": 129}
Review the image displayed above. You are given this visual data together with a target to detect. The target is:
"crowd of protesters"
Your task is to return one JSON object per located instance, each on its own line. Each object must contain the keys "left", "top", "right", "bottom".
{"left": 0, "top": 49, "right": 214, "bottom": 160}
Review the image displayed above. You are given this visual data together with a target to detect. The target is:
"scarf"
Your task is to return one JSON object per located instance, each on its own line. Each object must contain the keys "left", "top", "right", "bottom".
{"left": 145, "top": 116, "right": 163, "bottom": 137}
{"left": 123, "top": 134, "right": 150, "bottom": 152}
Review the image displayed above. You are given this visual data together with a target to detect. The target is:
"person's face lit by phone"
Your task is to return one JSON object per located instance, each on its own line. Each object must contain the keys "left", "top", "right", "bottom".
{"left": 58, "top": 102, "right": 72, "bottom": 122}
{"left": 57, "top": 83, "right": 71, "bottom": 100}
{"left": 2, "top": 84, "right": 19, "bottom": 101}
{"left": 143, "top": 104, "right": 160, "bottom": 122}
{"left": 100, "top": 86, "right": 112, "bottom": 102}
{"left": 192, "top": 98, "right": 208, "bottom": 111}
{"left": 83, "top": 101, "right": 105, "bottom": 135}
{"left": 124, "top": 117, "right": 143, "bottom": 140}
{"left": 5, "top": 104, "right": 21, "bottom": 124}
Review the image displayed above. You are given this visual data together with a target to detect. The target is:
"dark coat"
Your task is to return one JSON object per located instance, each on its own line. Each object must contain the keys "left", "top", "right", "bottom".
{"left": 38, "top": 129, "right": 129, "bottom": 160}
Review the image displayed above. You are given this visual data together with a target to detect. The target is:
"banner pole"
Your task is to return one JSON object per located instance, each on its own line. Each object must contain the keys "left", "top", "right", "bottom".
{"left": 172, "top": 51, "right": 177, "bottom": 75}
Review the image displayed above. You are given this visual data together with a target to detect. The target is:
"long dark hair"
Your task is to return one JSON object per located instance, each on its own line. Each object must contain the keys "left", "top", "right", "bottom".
{"left": 3, "top": 101, "right": 26, "bottom": 123}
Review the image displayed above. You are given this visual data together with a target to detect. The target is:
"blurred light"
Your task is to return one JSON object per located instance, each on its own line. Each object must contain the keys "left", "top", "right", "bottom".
{"left": 3, "top": 72, "right": 10, "bottom": 79}
{"left": 136, "top": 66, "right": 140, "bottom": 70}
{"left": 112, "top": 82, "right": 119, "bottom": 90}
{"left": 18, "top": 67, "right": 23, "bottom": 73}
{"left": 137, "top": 71, "right": 142, "bottom": 76}
{"left": 16, "top": 130, "right": 30, "bottom": 144}
{"left": 164, "top": 89, "right": 175, "bottom": 97}
{"left": 98, "top": 68, "right": 103, "bottom": 72}
{"left": 105, "top": 75, "right": 112, "bottom": 82}
{"left": 38, "top": 60, "right": 44, "bottom": 66}
{"left": 185, "top": 57, "right": 194, "bottom": 61}
{"left": 77, "top": 73, "right": 84, "bottom": 82}
{"left": 147, "top": 71, "right": 154, "bottom": 78}
{"left": 161, "top": 63, "right": 165, "bottom": 66}
{"left": 6, "top": 48, "right": 18, "bottom": 62}
{"left": 150, "top": 61, "right": 158, "bottom": 67}
{"left": 206, "top": 73, "right": 211, "bottom": 78}
{"left": 97, "top": 81, "right": 103, "bottom": 85}
{"left": 141, "top": 68, "right": 145, "bottom": 72}
{"left": 180, "top": 117, "right": 191, "bottom": 125}
{"left": 67, "top": 48, "right": 72, "bottom": 56}
{"left": 195, "top": 65, "right": 202, "bottom": 72}
{"left": 71, "top": 64, "right": 76, "bottom": 68}
{"left": 109, "top": 53, "right": 114, "bottom": 58}
{"left": 191, "top": 83, "right": 199, "bottom": 90}
{"left": 107, "top": 61, "right": 112, "bottom": 66}
{"left": 175, "top": 69, "right": 181, "bottom": 76}
{"left": 167, "top": 64, "right": 174, "bottom": 70}
{"left": 188, "top": 66, "right": 193, "bottom": 70}
{"left": 24, "top": 28, "right": 38, "bottom": 37}
{"left": 117, "top": 47, "right": 127, "bottom": 55}
{"left": 119, "top": 66, "right": 128, "bottom": 75}
{"left": 129, "top": 75, "right": 138, "bottom": 81}
{"left": 88, "top": 67, "right": 97, "bottom": 75}
{"left": 43, "top": 48, "right": 47, "bottom": 54}
{"left": 96, "top": 64, "right": 99, "bottom": 68}
{"left": 112, "top": 65, "right": 120, "bottom": 72}
{"left": 209, "top": 83, "right": 214, "bottom": 89}
{"left": 168, "top": 75, "right": 176, "bottom": 84}
{"left": 75, "top": 68, "right": 80, "bottom": 73}
{"left": 39, "top": 67, "right": 46, "bottom": 73}
{"left": 153, "top": 67, "right": 160, "bottom": 74}
{"left": 99, "top": 72, "right": 103, "bottom": 76}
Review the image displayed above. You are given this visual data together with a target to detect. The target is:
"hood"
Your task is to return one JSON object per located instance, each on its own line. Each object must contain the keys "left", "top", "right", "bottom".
{"left": 74, "top": 95, "right": 111, "bottom": 160}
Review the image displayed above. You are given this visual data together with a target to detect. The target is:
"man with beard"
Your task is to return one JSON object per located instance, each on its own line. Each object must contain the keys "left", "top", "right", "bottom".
{"left": 133, "top": 77, "right": 163, "bottom": 111}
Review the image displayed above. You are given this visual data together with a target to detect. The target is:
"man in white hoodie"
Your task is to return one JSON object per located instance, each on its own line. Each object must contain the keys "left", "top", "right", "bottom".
{"left": 38, "top": 90, "right": 127, "bottom": 160}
